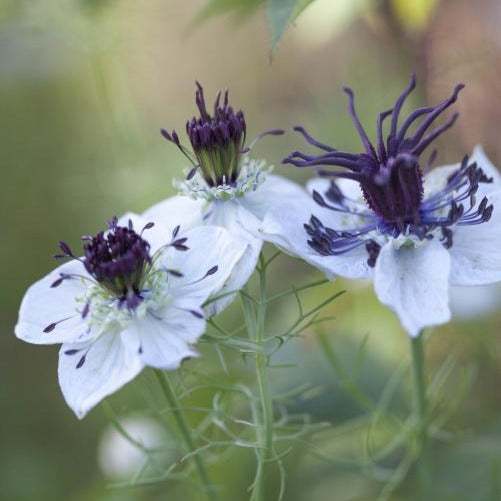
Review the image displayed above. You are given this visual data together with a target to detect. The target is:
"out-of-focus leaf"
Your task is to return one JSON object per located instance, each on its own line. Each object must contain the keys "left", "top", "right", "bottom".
{"left": 194, "top": 0, "right": 265, "bottom": 24}
{"left": 391, "top": 0, "right": 440, "bottom": 33}
{"left": 194, "top": 0, "right": 317, "bottom": 51}
{"left": 267, "top": 0, "right": 315, "bottom": 53}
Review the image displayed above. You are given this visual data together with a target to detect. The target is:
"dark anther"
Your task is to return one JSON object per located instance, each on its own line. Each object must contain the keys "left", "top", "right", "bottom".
{"left": 141, "top": 222, "right": 155, "bottom": 235}
{"left": 365, "top": 241, "right": 381, "bottom": 267}
{"left": 205, "top": 265, "right": 218, "bottom": 277}
{"left": 441, "top": 228, "right": 453, "bottom": 249}
{"left": 76, "top": 354, "right": 86, "bottom": 369}
{"left": 51, "top": 276, "right": 65, "bottom": 288}
{"left": 43, "top": 323, "right": 56, "bottom": 333}
{"left": 107, "top": 216, "right": 118, "bottom": 231}
{"left": 186, "top": 165, "right": 198, "bottom": 180}
{"left": 166, "top": 269, "right": 183, "bottom": 277}
{"left": 64, "top": 349, "right": 81, "bottom": 356}
{"left": 312, "top": 190, "right": 328, "bottom": 207}
{"left": 54, "top": 241, "right": 77, "bottom": 260}
{"left": 325, "top": 181, "right": 345, "bottom": 205}
{"left": 81, "top": 301, "right": 90, "bottom": 319}
{"left": 171, "top": 237, "right": 189, "bottom": 251}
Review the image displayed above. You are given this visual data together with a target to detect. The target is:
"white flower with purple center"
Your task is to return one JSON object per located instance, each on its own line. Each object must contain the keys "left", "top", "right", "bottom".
{"left": 143, "top": 83, "right": 306, "bottom": 313}
{"left": 15, "top": 215, "right": 245, "bottom": 418}
{"left": 259, "top": 76, "right": 501, "bottom": 336}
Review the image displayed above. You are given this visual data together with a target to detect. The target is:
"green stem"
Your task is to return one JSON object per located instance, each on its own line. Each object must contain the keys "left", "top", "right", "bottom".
{"left": 410, "top": 333, "right": 430, "bottom": 499}
{"left": 246, "top": 254, "right": 274, "bottom": 501}
{"left": 154, "top": 369, "right": 218, "bottom": 501}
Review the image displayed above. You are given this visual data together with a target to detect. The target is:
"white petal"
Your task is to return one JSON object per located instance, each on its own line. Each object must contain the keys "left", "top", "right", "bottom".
{"left": 122, "top": 308, "right": 203, "bottom": 369}
{"left": 259, "top": 197, "right": 372, "bottom": 280}
{"left": 199, "top": 200, "right": 263, "bottom": 315}
{"left": 15, "top": 260, "right": 94, "bottom": 345}
{"left": 237, "top": 175, "right": 307, "bottom": 221}
{"left": 205, "top": 237, "right": 262, "bottom": 316}
{"left": 58, "top": 330, "right": 143, "bottom": 419}
{"left": 193, "top": 201, "right": 263, "bottom": 313}
{"left": 449, "top": 190, "right": 501, "bottom": 285}
{"left": 306, "top": 177, "right": 330, "bottom": 195}
{"left": 146, "top": 197, "right": 260, "bottom": 314}
{"left": 204, "top": 199, "right": 242, "bottom": 230}
{"left": 374, "top": 241, "right": 451, "bottom": 337}
{"left": 162, "top": 225, "right": 247, "bottom": 304}
{"left": 142, "top": 195, "right": 206, "bottom": 233}
{"left": 423, "top": 164, "right": 459, "bottom": 199}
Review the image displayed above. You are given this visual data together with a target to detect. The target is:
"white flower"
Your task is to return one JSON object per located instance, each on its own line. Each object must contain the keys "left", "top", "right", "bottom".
{"left": 258, "top": 76, "right": 501, "bottom": 337}
{"left": 98, "top": 415, "right": 175, "bottom": 479}
{"left": 144, "top": 163, "right": 305, "bottom": 314}
{"left": 147, "top": 83, "right": 306, "bottom": 314}
{"left": 15, "top": 214, "right": 245, "bottom": 418}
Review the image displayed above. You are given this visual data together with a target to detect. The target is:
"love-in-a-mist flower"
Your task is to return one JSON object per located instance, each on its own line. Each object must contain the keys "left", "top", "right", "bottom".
{"left": 15, "top": 215, "right": 245, "bottom": 418}
{"left": 143, "top": 83, "right": 306, "bottom": 313}
{"left": 259, "top": 76, "right": 501, "bottom": 336}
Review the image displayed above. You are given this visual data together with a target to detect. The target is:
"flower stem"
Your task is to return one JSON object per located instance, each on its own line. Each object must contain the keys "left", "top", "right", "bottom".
{"left": 154, "top": 369, "right": 218, "bottom": 501}
{"left": 410, "top": 333, "right": 431, "bottom": 499}
{"left": 244, "top": 254, "right": 274, "bottom": 501}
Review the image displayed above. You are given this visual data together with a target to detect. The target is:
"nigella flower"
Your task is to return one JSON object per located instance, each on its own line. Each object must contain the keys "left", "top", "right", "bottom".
{"left": 143, "top": 82, "right": 306, "bottom": 313}
{"left": 259, "top": 76, "right": 501, "bottom": 336}
{"left": 15, "top": 215, "right": 245, "bottom": 418}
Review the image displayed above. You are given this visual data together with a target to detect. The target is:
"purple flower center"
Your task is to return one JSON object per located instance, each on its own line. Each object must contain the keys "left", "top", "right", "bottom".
{"left": 83, "top": 218, "right": 152, "bottom": 308}
{"left": 285, "top": 76, "right": 494, "bottom": 266}
{"left": 161, "top": 83, "right": 246, "bottom": 188}
{"left": 160, "top": 83, "right": 286, "bottom": 193}
{"left": 54, "top": 218, "right": 154, "bottom": 310}
{"left": 186, "top": 83, "right": 246, "bottom": 185}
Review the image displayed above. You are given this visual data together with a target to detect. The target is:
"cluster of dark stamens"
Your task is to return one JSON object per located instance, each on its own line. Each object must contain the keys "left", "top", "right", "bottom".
{"left": 288, "top": 76, "right": 494, "bottom": 266}
{"left": 161, "top": 82, "right": 285, "bottom": 190}
{"left": 161, "top": 82, "right": 246, "bottom": 187}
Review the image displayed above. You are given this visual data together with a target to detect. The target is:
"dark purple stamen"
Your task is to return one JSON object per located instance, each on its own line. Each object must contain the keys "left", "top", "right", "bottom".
{"left": 51, "top": 276, "right": 65, "bottom": 288}
{"left": 205, "top": 265, "right": 218, "bottom": 276}
{"left": 170, "top": 237, "right": 189, "bottom": 251}
{"left": 286, "top": 76, "right": 494, "bottom": 267}
{"left": 141, "top": 222, "right": 155, "bottom": 234}
{"left": 166, "top": 268, "right": 183, "bottom": 277}
{"left": 76, "top": 353, "right": 86, "bottom": 369}
{"left": 181, "top": 265, "right": 220, "bottom": 288}
{"left": 365, "top": 241, "right": 381, "bottom": 268}
{"left": 81, "top": 301, "right": 90, "bottom": 319}
{"left": 54, "top": 241, "right": 81, "bottom": 260}
{"left": 64, "top": 348, "right": 82, "bottom": 356}
{"left": 43, "top": 323, "right": 56, "bottom": 333}
{"left": 43, "top": 316, "right": 74, "bottom": 334}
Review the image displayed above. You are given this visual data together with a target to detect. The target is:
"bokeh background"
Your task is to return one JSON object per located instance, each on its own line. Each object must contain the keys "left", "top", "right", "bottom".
{"left": 2, "top": 0, "right": 501, "bottom": 500}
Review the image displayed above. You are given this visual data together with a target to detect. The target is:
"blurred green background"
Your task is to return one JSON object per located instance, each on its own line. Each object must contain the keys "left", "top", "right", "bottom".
{"left": 2, "top": 0, "right": 501, "bottom": 500}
